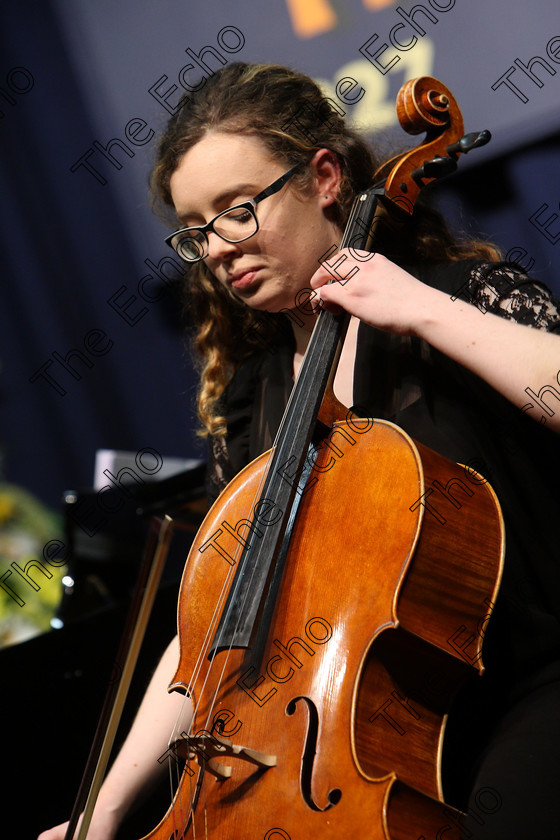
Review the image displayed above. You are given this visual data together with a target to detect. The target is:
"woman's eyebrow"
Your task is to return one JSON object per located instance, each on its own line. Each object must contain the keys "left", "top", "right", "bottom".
{"left": 176, "top": 182, "right": 258, "bottom": 225}
{"left": 212, "top": 182, "right": 258, "bottom": 206}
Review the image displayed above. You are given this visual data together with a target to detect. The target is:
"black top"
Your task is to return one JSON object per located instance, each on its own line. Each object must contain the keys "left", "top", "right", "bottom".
{"left": 206, "top": 260, "right": 560, "bottom": 700}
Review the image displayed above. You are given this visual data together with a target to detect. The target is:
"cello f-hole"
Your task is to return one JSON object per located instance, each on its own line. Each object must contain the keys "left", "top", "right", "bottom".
{"left": 286, "top": 696, "right": 343, "bottom": 812}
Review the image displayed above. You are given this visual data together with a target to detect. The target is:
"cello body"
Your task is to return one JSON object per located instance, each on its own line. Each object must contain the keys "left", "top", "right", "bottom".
{"left": 142, "top": 419, "right": 503, "bottom": 839}
{"left": 60, "top": 75, "right": 506, "bottom": 840}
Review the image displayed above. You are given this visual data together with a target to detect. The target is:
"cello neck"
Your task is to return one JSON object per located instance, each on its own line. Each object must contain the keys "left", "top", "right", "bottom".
{"left": 209, "top": 188, "right": 382, "bottom": 656}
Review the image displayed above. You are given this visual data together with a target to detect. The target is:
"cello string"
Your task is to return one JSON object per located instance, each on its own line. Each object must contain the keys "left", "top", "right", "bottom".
{"left": 166, "top": 316, "right": 322, "bottom": 831}
{"left": 158, "top": 574, "right": 235, "bottom": 834}
{"left": 174, "top": 302, "right": 337, "bottom": 825}
{"left": 180, "top": 303, "right": 341, "bottom": 838}
{"left": 165, "top": 511, "right": 246, "bottom": 747}
{"left": 190, "top": 331, "right": 320, "bottom": 744}
{"left": 163, "top": 552, "right": 245, "bottom": 831}
{"left": 162, "top": 572, "right": 231, "bottom": 838}
{"left": 178, "top": 555, "right": 240, "bottom": 729}
{"left": 178, "top": 438, "right": 282, "bottom": 729}
{"left": 184, "top": 307, "right": 319, "bottom": 716}
{"left": 166, "top": 467, "right": 280, "bottom": 829}
{"left": 168, "top": 755, "right": 180, "bottom": 839}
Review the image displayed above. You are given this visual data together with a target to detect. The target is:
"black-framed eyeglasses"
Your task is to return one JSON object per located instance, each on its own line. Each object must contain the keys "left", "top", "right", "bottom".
{"left": 165, "top": 162, "right": 304, "bottom": 263}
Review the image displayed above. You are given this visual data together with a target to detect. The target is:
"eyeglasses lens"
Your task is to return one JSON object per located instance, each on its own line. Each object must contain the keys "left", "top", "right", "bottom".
{"left": 173, "top": 207, "right": 258, "bottom": 262}
{"left": 173, "top": 231, "right": 206, "bottom": 262}
{"left": 214, "top": 207, "right": 256, "bottom": 241}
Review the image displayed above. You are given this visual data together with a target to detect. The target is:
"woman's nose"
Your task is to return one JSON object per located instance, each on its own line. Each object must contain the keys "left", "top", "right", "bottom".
{"left": 206, "top": 232, "right": 242, "bottom": 262}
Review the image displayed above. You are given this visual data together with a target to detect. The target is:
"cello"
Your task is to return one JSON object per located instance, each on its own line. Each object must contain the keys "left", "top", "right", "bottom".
{"left": 74, "top": 76, "right": 505, "bottom": 839}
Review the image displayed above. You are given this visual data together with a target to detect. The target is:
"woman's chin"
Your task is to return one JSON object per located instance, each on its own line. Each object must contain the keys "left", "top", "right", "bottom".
{"left": 243, "top": 289, "right": 292, "bottom": 314}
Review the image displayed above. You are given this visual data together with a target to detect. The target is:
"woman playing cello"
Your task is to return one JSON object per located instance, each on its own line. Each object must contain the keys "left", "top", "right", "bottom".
{"left": 40, "top": 62, "right": 560, "bottom": 839}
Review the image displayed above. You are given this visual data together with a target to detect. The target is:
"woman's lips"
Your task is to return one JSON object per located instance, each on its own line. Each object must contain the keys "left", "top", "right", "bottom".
{"left": 230, "top": 268, "right": 261, "bottom": 290}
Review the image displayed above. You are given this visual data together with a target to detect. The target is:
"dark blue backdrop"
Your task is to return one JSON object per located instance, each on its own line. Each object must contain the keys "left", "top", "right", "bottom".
{"left": 1, "top": 0, "right": 559, "bottom": 510}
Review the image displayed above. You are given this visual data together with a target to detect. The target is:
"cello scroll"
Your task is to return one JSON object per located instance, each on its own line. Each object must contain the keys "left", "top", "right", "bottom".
{"left": 373, "top": 76, "right": 490, "bottom": 215}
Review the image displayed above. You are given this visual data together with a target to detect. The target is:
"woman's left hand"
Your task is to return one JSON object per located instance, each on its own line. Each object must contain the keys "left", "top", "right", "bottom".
{"left": 309, "top": 249, "right": 442, "bottom": 336}
{"left": 309, "top": 248, "right": 560, "bottom": 433}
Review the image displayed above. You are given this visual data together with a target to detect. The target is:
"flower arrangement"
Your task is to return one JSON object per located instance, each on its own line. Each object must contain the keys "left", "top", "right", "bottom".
{"left": 0, "top": 483, "right": 65, "bottom": 647}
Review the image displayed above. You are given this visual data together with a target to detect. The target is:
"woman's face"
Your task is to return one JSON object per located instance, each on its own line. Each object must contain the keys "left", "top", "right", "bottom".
{"left": 169, "top": 131, "right": 342, "bottom": 315}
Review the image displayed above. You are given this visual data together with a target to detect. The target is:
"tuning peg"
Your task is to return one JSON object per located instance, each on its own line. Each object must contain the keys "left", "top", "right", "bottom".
{"left": 411, "top": 155, "right": 457, "bottom": 183}
{"left": 446, "top": 130, "right": 492, "bottom": 156}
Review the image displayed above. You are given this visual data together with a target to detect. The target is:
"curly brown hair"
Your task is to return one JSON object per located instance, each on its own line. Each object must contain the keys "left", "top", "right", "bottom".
{"left": 150, "top": 62, "right": 500, "bottom": 436}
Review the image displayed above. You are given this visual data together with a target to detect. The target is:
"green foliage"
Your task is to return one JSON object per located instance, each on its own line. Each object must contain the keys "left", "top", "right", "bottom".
{"left": 0, "top": 483, "right": 65, "bottom": 647}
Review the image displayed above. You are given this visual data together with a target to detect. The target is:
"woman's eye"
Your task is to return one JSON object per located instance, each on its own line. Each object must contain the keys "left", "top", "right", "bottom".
{"left": 229, "top": 210, "right": 252, "bottom": 223}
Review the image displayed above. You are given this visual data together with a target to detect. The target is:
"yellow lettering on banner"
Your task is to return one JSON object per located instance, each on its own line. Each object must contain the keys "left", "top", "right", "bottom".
{"left": 395, "top": 36, "right": 434, "bottom": 83}
{"left": 315, "top": 39, "right": 434, "bottom": 135}
{"left": 285, "top": 0, "right": 337, "bottom": 38}
{"left": 353, "top": 40, "right": 434, "bottom": 131}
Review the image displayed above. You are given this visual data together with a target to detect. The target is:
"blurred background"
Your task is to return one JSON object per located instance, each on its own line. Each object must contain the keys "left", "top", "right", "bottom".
{"left": 1, "top": 0, "right": 559, "bottom": 835}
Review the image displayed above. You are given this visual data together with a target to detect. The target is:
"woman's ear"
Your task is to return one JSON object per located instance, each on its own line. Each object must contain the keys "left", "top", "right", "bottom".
{"left": 308, "top": 148, "right": 342, "bottom": 208}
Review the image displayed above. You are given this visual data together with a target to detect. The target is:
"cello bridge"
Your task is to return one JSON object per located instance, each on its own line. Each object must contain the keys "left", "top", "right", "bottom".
{"left": 175, "top": 732, "right": 277, "bottom": 781}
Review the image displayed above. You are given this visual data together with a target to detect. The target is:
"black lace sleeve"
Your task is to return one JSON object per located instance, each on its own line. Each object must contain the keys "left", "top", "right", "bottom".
{"left": 458, "top": 262, "right": 560, "bottom": 331}
{"left": 205, "top": 433, "right": 233, "bottom": 507}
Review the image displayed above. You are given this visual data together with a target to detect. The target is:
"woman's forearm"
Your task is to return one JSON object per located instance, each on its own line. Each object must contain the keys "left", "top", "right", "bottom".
{"left": 311, "top": 252, "right": 560, "bottom": 432}
{"left": 38, "top": 635, "right": 192, "bottom": 840}
{"left": 414, "top": 289, "right": 560, "bottom": 432}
